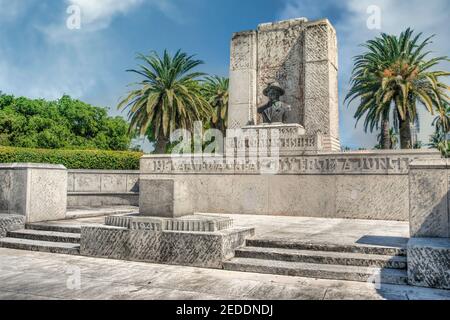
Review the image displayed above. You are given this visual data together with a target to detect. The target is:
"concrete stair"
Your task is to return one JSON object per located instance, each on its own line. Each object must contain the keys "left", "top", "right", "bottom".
{"left": 7, "top": 229, "right": 80, "bottom": 244}
{"left": 224, "top": 238, "right": 408, "bottom": 285}
{"left": 0, "top": 223, "right": 81, "bottom": 255}
{"left": 25, "top": 222, "right": 81, "bottom": 234}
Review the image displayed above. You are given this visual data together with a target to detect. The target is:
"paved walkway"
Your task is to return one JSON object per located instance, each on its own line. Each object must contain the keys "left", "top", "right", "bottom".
{"left": 0, "top": 248, "right": 449, "bottom": 300}
{"left": 2, "top": 211, "right": 446, "bottom": 300}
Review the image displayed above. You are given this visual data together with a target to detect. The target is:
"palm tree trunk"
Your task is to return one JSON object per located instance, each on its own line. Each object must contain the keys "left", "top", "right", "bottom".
{"left": 154, "top": 137, "right": 168, "bottom": 154}
{"left": 380, "top": 117, "right": 391, "bottom": 149}
{"left": 399, "top": 111, "right": 412, "bottom": 149}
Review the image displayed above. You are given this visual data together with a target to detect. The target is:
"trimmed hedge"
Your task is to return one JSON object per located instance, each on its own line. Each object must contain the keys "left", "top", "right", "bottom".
{"left": 0, "top": 146, "right": 142, "bottom": 170}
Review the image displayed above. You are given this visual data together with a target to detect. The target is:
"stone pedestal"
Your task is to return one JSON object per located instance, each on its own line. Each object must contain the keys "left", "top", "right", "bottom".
{"left": 81, "top": 216, "right": 254, "bottom": 268}
{"left": 0, "top": 163, "right": 67, "bottom": 223}
{"left": 139, "top": 178, "right": 192, "bottom": 218}
{"left": 407, "top": 159, "right": 450, "bottom": 290}
{"left": 229, "top": 123, "right": 322, "bottom": 156}
{"left": 409, "top": 159, "right": 449, "bottom": 238}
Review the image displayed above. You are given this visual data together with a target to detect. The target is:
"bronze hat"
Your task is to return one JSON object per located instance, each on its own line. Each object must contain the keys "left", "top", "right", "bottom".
{"left": 263, "top": 82, "right": 285, "bottom": 97}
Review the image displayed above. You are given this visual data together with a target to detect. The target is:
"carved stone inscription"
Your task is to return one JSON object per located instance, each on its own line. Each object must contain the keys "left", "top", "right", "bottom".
{"left": 142, "top": 155, "right": 413, "bottom": 175}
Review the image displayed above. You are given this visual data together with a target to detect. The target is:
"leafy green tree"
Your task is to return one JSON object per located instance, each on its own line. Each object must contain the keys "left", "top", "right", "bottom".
{"left": 118, "top": 50, "right": 212, "bottom": 154}
{"left": 0, "top": 94, "right": 132, "bottom": 150}
{"left": 346, "top": 29, "right": 450, "bottom": 149}
{"left": 202, "top": 76, "right": 229, "bottom": 134}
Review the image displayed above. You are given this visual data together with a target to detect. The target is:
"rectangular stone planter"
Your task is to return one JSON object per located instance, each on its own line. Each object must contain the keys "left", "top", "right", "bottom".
{"left": 0, "top": 163, "right": 67, "bottom": 223}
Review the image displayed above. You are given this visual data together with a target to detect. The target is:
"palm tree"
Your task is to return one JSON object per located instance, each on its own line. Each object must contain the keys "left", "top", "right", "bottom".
{"left": 429, "top": 131, "right": 449, "bottom": 157}
{"left": 432, "top": 101, "right": 450, "bottom": 135}
{"left": 202, "top": 76, "right": 229, "bottom": 134}
{"left": 376, "top": 127, "right": 398, "bottom": 149}
{"left": 346, "top": 29, "right": 450, "bottom": 149}
{"left": 118, "top": 50, "right": 212, "bottom": 154}
{"left": 388, "top": 128, "right": 399, "bottom": 149}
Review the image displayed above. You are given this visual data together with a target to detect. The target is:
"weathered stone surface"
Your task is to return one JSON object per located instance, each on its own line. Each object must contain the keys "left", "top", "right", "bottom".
{"left": 0, "top": 163, "right": 67, "bottom": 223}
{"left": 4, "top": 247, "right": 450, "bottom": 300}
{"left": 141, "top": 151, "right": 439, "bottom": 175}
{"left": 0, "top": 171, "right": 10, "bottom": 212}
{"left": 67, "top": 192, "right": 139, "bottom": 207}
{"left": 139, "top": 179, "right": 177, "bottom": 217}
{"left": 67, "top": 170, "right": 139, "bottom": 207}
{"left": 229, "top": 30, "right": 257, "bottom": 128}
{"left": 336, "top": 175, "right": 409, "bottom": 221}
{"left": 268, "top": 175, "right": 336, "bottom": 217}
{"left": 7, "top": 229, "right": 80, "bottom": 243}
{"left": 409, "top": 159, "right": 449, "bottom": 238}
{"left": 105, "top": 214, "right": 233, "bottom": 232}
{"left": 0, "top": 214, "right": 24, "bottom": 237}
{"left": 228, "top": 124, "right": 323, "bottom": 156}
{"left": 139, "top": 151, "right": 440, "bottom": 220}
{"left": 235, "top": 246, "right": 407, "bottom": 269}
{"left": 81, "top": 225, "right": 255, "bottom": 268}
{"left": 408, "top": 238, "right": 450, "bottom": 290}
{"left": 0, "top": 237, "right": 79, "bottom": 255}
{"left": 68, "top": 170, "right": 140, "bottom": 193}
{"left": 223, "top": 258, "right": 408, "bottom": 285}
{"left": 81, "top": 226, "right": 129, "bottom": 260}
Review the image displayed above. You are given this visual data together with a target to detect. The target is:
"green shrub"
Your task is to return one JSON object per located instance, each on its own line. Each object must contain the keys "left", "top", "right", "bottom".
{"left": 0, "top": 146, "right": 142, "bottom": 170}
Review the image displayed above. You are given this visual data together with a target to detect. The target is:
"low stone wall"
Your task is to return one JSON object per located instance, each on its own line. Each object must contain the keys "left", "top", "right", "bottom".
{"left": 140, "top": 150, "right": 441, "bottom": 221}
{"left": 68, "top": 170, "right": 139, "bottom": 207}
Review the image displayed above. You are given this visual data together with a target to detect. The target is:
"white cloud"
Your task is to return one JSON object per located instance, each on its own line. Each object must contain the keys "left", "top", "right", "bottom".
{"left": 0, "top": 0, "right": 180, "bottom": 114}
{"left": 64, "top": 0, "right": 179, "bottom": 31}
{"left": 280, "top": 0, "right": 450, "bottom": 148}
{"left": 67, "top": 0, "right": 145, "bottom": 30}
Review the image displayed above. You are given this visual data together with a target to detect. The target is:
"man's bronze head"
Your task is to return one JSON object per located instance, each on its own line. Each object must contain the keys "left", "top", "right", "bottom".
{"left": 263, "top": 82, "right": 285, "bottom": 101}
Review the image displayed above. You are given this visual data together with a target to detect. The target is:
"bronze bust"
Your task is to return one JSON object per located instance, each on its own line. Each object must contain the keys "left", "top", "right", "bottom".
{"left": 257, "top": 82, "right": 291, "bottom": 124}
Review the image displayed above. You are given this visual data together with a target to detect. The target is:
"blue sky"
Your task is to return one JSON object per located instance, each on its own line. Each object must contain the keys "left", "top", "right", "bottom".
{"left": 0, "top": 0, "right": 449, "bottom": 150}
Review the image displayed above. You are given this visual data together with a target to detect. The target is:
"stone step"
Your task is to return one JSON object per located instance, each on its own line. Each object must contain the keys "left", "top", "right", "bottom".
{"left": 26, "top": 223, "right": 81, "bottom": 234}
{"left": 7, "top": 229, "right": 81, "bottom": 244}
{"left": 0, "top": 237, "right": 80, "bottom": 255}
{"left": 235, "top": 246, "right": 407, "bottom": 269}
{"left": 223, "top": 257, "right": 408, "bottom": 285}
{"left": 246, "top": 238, "right": 406, "bottom": 257}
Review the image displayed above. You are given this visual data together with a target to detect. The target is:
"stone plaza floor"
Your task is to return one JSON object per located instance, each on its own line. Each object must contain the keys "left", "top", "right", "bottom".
{"left": 1, "top": 247, "right": 450, "bottom": 300}
{"left": 55, "top": 209, "right": 411, "bottom": 249}
{"left": 0, "top": 210, "right": 449, "bottom": 300}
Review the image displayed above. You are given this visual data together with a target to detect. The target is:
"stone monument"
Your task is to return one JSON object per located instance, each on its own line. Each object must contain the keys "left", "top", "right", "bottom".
{"left": 138, "top": 18, "right": 441, "bottom": 221}
{"left": 228, "top": 18, "right": 340, "bottom": 151}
